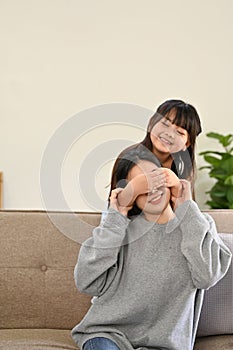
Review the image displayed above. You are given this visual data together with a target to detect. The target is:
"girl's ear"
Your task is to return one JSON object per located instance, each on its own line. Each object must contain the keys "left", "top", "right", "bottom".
{"left": 184, "top": 138, "right": 191, "bottom": 150}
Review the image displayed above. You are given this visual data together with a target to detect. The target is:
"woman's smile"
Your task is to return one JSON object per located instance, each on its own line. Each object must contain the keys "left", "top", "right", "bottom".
{"left": 148, "top": 191, "right": 163, "bottom": 204}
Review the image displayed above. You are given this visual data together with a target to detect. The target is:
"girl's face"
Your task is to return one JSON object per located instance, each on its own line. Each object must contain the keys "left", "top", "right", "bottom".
{"left": 127, "top": 160, "right": 172, "bottom": 222}
{"left": 150, "top": 111, "right": 190, "bottom": 155}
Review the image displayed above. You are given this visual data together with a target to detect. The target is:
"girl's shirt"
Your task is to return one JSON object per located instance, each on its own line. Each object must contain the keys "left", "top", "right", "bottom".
{"left": 71, "top": 201, "right": 232, "bottom": 350}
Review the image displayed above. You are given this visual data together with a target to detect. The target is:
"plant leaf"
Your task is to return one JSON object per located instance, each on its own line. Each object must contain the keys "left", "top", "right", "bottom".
{"left": 206, "top": 200, "right": 227, "bottom": 209}
{"left": 224, "top": 175, "right": 233, "bottom": 185}
{"left": 221, "top": 156, "right": 233, "bottom": 174}
{"left": 199, "top": 151, "right": 223, "bottom": 156}
{"left": 199, "top": 166, "right": 212, "bottom": 171}
{"left": 226, "top": 187, "right": 233, "bottom": 204}
{"left": 200, "top": 131, "right": 233, "bottom": 208}
{"left": 222, "top": 134, "right": 233, "bottom": 147}
{"left": 209, "top": 169, "right": 228, "bottom": 180}
{"left": 207, "top": 132, "right": 233, "bottom": 147}
{"left": 208, "top": 183, "right": 228, "bottom": 205}
{"left": 203, "top": 155, "right": 221, "bottom": 167}
{"left": 206, "top": 132, "right": 225, "bottom": 144}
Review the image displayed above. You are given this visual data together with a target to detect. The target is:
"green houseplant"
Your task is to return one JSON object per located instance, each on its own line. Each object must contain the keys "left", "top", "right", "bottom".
{"left": 199, "top": 132, "right": 233, "bottom": 209}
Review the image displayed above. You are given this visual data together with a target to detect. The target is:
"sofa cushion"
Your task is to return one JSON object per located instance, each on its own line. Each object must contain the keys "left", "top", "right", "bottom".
{"left": 194, "top": 335, "right": 233, "bottom": 350}
{"left": 0, "top": 329, "right": 79, "bottom": 350}
{"left": 197, "top": 233, "right": 233, "bottom": 336}
{"left": 0, "top": 211, "right": 94, "bottom": 329}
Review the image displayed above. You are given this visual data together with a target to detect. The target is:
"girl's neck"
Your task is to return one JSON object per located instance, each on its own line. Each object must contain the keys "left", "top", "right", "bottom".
{"left": 152, "top": 146, "right": 173, "bottom": 168}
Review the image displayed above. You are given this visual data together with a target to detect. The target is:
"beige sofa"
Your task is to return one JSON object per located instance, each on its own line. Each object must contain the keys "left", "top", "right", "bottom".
{"left": 0, "top": 209, "right": 232, "bottom": 350}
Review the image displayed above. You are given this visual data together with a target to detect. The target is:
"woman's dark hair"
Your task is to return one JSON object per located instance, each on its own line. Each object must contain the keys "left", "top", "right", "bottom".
{"left": 141, "top": 99, "right": 202, "bottom": 180}
{"left": 108, "top": 145, "right": 161, "bottom": 217}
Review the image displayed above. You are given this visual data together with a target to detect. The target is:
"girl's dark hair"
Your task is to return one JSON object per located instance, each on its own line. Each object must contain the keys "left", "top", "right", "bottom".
{"left": 108, "top": 99, "right": 201, "bottom": 204}
{"left": 109, "top": 145, "right": 161, "bottom": 217}
{"left": 141, "top": 99, "right": 202, "bottom": 180}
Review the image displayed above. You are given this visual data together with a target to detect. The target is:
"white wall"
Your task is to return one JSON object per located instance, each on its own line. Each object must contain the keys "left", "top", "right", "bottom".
{"left": 1, "top": 0, "right": 233, "bottom": 211}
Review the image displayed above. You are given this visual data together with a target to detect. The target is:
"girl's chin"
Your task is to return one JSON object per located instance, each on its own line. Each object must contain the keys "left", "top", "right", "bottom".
{"left": 154, "top": 141, "right": 172, "bottom": 153}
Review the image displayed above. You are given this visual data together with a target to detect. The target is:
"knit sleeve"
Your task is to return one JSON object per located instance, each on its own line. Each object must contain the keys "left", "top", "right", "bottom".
{"left": 74, "top": 208, "right": 130, "bottom": 296}
{"left": 176, "top": 200, "right": 232, "bottom": 290}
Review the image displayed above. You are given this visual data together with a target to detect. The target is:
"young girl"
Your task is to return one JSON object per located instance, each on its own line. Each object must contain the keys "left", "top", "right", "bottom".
{"left": 71, "top": 148, "right": 231, "bottom": 350}
{"left": 109, "top": 99, "right": 202, "bottom": 200}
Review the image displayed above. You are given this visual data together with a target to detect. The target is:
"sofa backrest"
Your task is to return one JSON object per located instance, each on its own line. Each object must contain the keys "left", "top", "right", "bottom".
{"left": 0, "top": 210, "right": 100, "bottom": 330}
{"left": 0, "top": 209, "right": 232, "bottom": 330}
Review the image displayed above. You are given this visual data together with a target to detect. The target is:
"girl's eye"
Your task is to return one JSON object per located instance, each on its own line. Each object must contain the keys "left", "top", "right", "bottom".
{"left": 161, "top": 121, "right": 169, "bottom": 126}
{"left": 177, "top": 130, "right": 185, "bottom": 135}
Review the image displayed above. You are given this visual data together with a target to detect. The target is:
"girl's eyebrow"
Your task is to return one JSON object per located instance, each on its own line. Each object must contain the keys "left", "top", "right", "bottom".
{"left": 165, "top": 116, "right": 172, "bottom": 122}
{"left": 165, "top": 116, "right": 186, "bottom": 129}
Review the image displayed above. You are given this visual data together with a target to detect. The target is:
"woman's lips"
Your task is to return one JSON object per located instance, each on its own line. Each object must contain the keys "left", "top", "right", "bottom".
{"left": 149, "top": 192, "right": 163, "bottom": 204}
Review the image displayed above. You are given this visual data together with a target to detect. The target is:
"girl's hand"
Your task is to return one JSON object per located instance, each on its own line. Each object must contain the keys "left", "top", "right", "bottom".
{"left": 131, "top": 171, "right": 166, "bottom": 196}
{"left": 155, "top": 168, "right": 180, "bottom": 187}
{"left": 171, "top": 179, "right": 192, "bottom": 210}
{"left": 117, "top": 168, "right": 183, "bottom": 208}
{"left": 117, "top": 171, "right": 165, "bottom": 207}
{"left": 154, "top": 168, "right": 182, "bottom": 198}
{"left": 109, "top": 188, "right": 132, "bottom": 216}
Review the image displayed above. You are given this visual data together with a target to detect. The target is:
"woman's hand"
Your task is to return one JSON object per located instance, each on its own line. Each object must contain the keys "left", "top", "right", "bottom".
{"left": 109, "top": 188, "right": 132, "bottom": 216}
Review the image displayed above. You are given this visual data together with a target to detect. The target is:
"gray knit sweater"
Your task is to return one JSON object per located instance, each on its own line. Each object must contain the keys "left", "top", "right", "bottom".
{"left": 71, "top": 200, "right": 232, "bottom": 350}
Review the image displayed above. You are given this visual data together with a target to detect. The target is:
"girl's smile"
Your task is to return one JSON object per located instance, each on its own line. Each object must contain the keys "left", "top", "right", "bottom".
{"left": 150, "top": 112, "right": 190, "bottom": 156}
{"left": 158, "top": 136, "right": 174, "bottom": 146}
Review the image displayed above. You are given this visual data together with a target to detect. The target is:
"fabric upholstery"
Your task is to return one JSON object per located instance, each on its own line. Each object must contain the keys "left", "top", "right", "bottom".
{"left": 197, "top": 233, "right": 233, "bottom": 337}
{"left": 0, "top": 209, "right": 233, "bottom": 350}
{"left": 0, "top": 329, "right": 79, "bottom": 349}
{"left": 194, "top": 335, "right": 233, "bottom": 349}
{"left": 0, "top": 211, "right": 97, "bottom": 329}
